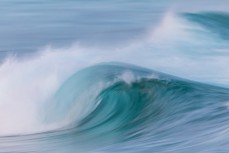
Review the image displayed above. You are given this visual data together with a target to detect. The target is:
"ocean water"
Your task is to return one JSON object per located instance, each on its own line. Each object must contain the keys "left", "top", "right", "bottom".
{"left": 1, "top": 1, "right": 229, "bottom": 153}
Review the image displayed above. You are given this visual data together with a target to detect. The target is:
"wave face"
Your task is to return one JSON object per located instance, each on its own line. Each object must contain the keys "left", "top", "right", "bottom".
{"left": 1, "top": 1, "right": 229, "bottom": 153}
{"left": 183, "top": 12, "right": 229, "bottom": 39}
{"left": 1, "top": 63, "right": 229, "bottom": 153}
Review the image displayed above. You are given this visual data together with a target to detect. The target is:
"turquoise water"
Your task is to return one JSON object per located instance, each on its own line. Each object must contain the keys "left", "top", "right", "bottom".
{"left": 1, "top": 1, "right": 229, "bottom": 153}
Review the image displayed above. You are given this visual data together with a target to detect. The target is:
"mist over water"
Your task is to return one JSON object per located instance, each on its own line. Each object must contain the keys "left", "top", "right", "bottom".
{"left": 1, "top": 1, "right": 229, "bottom": 153}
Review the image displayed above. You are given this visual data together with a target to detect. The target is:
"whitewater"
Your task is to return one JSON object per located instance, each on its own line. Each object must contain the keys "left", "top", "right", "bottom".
{"left": 1, "top": 0, "right": 229, "bottom": 153}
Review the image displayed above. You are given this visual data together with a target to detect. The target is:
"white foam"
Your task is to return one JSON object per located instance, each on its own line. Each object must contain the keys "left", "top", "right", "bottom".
{"left": 0, "top": 45, "right": 105, "bottom": 136}
{"left": 117, "top": 71, "right": 136, "bottom": 85}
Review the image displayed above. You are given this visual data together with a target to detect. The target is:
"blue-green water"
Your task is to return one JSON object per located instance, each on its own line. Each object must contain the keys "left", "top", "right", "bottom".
{"left": 1, "top": 1, "right": 229, "bottom": 153}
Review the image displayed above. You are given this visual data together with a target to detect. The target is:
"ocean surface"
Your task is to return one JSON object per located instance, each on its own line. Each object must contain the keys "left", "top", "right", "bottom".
{"left": 1, "top": 0, "right": 229, "bottom": 153}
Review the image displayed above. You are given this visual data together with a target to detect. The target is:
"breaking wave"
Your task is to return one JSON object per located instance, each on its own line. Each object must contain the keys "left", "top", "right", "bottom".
{"left": 1, "top": 11, "right": 229, "bottom": 153}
